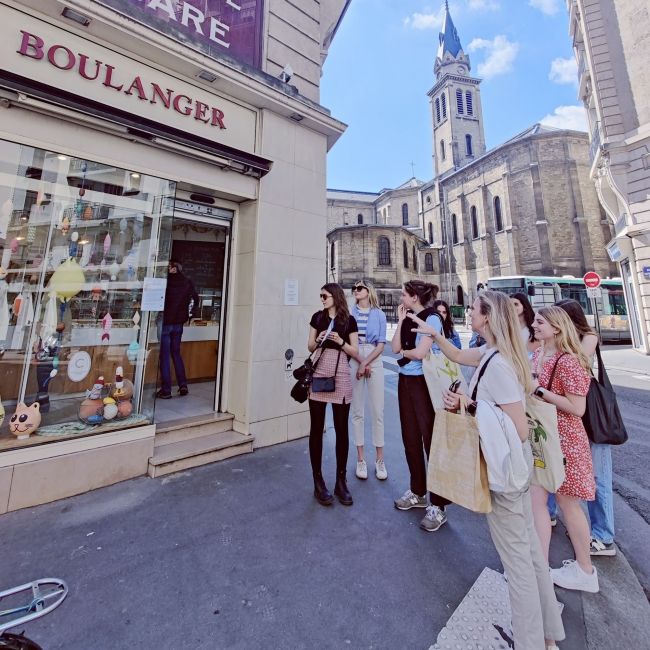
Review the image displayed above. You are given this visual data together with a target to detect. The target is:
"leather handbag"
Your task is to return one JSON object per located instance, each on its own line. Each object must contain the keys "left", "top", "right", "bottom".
{"left": 311, "top": 348, "right": 342, "bottom": 393}
{"left": 582, "top": 345, "right": 628, "bottom": 445}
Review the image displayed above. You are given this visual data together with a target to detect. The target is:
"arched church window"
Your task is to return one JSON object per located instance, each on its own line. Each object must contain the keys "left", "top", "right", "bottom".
{"left": 425, "top": 253, "right": 434, "bottom": 272}
{"left": 494, "top": 196, "right": 503, "bottom": 232}
{"left": 403, "top": 241, "right": 409, "bottom": 268}
{"left": 435, "top": 98, "right": 441, "bottom": 123}
{"left": 440, "top": 140, "right": 446, "bottom": 161}
{"left": 466, "top": 91, "right": 473, "bottom": 116}
{"left": 452, "top": 213, "right": 459, "bottom": 244}
{"left": 456, "top": 89, "right": 464, "bottom": 115}
{"left": 441, "top": 93, "right": 447, "bottom": 119}
{"left": 466, "top": 134, "right": 473, "bottom": 156}
{"left": 330, "top": 241, "right": 335, "bottom": 268}
{"left": 471, "top": 206, "right": 479, "bottom": 239}
{"left": 357, "top": 213, "right": 363, "bottom": 225}
{"left": 441, "top": 215, "right": 448, "bottom": 246}
{"left": 402, "top": 203, "right": 409, "bottom": 226}
{"left": 378, "top": 237, "right": 391, "bottom": 266}
{"left": 428, "top": 221, "right": 434, "bottom": 244}
{"left": 412, "top": 245, "right": 417, "bottom": 271}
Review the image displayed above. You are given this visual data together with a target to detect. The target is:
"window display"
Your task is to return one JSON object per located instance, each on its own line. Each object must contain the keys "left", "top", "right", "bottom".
{"left": 0, "top": 139, "right": 175, "bottom": 450}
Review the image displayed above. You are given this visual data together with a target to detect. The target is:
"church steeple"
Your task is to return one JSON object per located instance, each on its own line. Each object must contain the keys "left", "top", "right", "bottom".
{"left": 434, "top": 2, "right": 471, "bottom": 80}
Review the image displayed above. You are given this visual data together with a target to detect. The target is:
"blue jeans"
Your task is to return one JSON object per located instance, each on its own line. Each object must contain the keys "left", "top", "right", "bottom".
{"left": 546, "top": 443, "right": 615, "bottom": 544}
{"left": 588, "top": 443, "right": 615, "bottom": 544}
{"left": 159, "top": 323, "right": 187, "bottom": 394}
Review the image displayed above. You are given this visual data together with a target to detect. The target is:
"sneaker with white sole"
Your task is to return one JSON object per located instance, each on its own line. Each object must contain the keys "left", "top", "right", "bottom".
{"left": 551, "top": 559, "right": 599, "bottom": 593}
{"left": 394, "top": 489, "right": 427, "bottom": 510}
{"left": 375, "top": 459, "right": 387, "bottom": 480}
{"left": 355, "top": 460, "right": 368, "bottom": 480}
{"left": 590, "top": 537, "right": 616, "bottom": 556}
{"left": 420, "top": 505, "right": 448, "bottom": 532}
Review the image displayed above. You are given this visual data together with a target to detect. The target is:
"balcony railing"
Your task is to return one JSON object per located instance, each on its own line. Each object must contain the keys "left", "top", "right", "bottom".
{"left": 589, "top": 121, "right": 602, "bottom": 163}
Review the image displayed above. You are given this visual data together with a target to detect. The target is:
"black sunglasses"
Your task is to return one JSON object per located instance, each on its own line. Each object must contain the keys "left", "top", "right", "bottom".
{"left": 320, "top": 294, "right": 331, "bottom": 300}
{"left": 353, "top": 285, "right": 368, "bottom": 292}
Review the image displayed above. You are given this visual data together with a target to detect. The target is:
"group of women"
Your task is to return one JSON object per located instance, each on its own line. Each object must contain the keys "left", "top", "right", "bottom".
{"left": 304, "top": 279, "right": 612, "bottom": 650}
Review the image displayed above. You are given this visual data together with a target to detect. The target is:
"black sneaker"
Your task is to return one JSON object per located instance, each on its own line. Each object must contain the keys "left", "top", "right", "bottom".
{"left": 179, "top": 386, "right": 189, "bottom": 396}
{"left": 155, "top": 389, "right": 172, "bottom": 399}
{"left": 590, "top": 538, "right": 616, "bottom": 556}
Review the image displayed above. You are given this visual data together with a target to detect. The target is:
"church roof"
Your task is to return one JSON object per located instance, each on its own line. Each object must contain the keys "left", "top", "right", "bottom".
{"left": 437, "top": 2, "right": 463, "bottom": 60}
{"left": 395, "top": 177, "right": 426, "bottom": 190}
{"left": 501, "top": 123, "right": 562, "bottom": 145}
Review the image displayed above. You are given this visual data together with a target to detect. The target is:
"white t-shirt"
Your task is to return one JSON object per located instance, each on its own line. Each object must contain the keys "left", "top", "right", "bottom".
{"left": 469, "top": 345, "right": 525, "bottom": 406}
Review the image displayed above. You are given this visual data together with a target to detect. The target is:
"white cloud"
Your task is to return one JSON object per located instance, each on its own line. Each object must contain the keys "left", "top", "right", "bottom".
{"left": 468, "top": 0, "right": 501, "bottom": 10}
{"left": 529, "top": 0, "right": 560, "bottom": 16}
{"left": 549, "top": 57, "right": 578, "bottom": 85}
{"left": 540, "top": 105, "right": 588, "bottom": 131}
{"left": 468, "top": 35, "right": 519, "bottom": 78}
{"left": 403, "top": 9, "right": 445, "bottom": 30}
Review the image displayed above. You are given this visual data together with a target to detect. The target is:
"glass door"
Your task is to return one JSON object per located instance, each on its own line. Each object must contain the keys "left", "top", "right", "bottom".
{"left": 150, "top": 204, "right": 231, "bottom": 424}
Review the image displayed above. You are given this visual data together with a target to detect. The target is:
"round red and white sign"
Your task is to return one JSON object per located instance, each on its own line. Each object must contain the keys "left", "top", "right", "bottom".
{"left": 583, "top": 272, "right": 601, "bottom": 289}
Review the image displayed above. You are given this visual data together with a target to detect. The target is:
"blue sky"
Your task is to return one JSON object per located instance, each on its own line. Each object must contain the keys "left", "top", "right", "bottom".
{"left": 321, "top": 0, "right": 586, "bottom": 192}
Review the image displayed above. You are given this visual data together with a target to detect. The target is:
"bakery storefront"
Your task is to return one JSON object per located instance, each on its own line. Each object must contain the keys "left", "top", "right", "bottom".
{"left": 0, "top": 1, "right": 345, "bottom": 511}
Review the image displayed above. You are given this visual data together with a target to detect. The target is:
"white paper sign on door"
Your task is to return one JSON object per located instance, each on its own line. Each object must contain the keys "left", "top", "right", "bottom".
{"left": 141, "top": 277, "right": 167, "bottom": 311}
{"left": 284, "top": 279, "right": 299, "bottom": 306}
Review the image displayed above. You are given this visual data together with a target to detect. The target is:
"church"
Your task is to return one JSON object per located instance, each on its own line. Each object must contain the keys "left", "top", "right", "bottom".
{"left": 327, "top": 2, "right": 616, "bottom": 311}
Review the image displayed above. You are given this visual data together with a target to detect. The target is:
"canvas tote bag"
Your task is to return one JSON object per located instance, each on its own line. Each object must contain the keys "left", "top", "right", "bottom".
{"left": 526, "top": 353, "right": 566, "bottom": 493}
{"left": 426, "top": 352, "right": 498, "bottom": 513}
{"left": 423, "top": 352, "right": 468, "bottom": 410}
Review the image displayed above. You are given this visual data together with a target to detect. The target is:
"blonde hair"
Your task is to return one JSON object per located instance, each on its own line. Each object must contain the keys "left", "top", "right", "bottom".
{"left": 538, "top": 306, "right": 592, "bottom": 372}
{"left": 477, "top": 290, "right": 534, "bottom": 393}
{"left": 355, "top": 280, "right": 380, "bottom": 309}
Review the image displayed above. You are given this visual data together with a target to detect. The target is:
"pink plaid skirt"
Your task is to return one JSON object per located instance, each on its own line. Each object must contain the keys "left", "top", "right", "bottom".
{"left": 309, "top": 348, "right": 353, "bottom": 404}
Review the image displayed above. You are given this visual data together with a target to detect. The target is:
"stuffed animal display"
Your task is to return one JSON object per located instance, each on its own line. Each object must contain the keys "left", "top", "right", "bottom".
{"left": 9, "top": 402, "right": 41, "bottom": 439}
{"left": 78, "top": 367, "right": 134, "bottom": 425}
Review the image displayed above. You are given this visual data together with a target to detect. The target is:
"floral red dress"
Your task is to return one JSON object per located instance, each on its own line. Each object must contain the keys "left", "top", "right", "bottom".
{"left": 533, "top": 350, "right": 595, "bottom": 501}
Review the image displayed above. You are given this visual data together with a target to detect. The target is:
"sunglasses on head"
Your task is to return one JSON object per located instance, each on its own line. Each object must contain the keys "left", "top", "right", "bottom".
{"left": 320, "top": 294, "right": 331, "bottom": 300}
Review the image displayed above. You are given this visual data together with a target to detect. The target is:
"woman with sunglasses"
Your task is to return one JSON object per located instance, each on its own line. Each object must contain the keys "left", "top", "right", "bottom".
{"left": 433, "top": 299, "right": 461, "bottom": 349}
{"left": 350, "top": 281, "right": 388, "bottom": 481}
{"left": 307, "top": 283, "right": 359, "bottom": 506}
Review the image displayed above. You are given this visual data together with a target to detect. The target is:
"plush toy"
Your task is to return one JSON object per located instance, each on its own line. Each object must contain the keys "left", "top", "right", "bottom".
{"left": 78, "top": 398, "right": 104, "bottom": 424}
{"left": 102, "top": 397, "right": 118, "bottom": 420}
{"left": 9, "top": 402, "right": 41, "bottom": 439}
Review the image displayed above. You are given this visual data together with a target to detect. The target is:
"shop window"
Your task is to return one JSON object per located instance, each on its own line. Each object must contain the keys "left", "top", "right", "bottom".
{"left": 402, "top": 203, "right": 409, "bottom": 226}
{"left": 425, "top": 253, "right": 434, "bottom": 272}
{"left": 494, "top": 196, "right": 503, "bottom": 232}
{"left": 471, "top": 206, "right": 479, "bottom": 239}
{"left": 377, "top": 236, "right": 391, "bottom": 266}
{"left": 403, "top": 241, "right": 409, "bottom": 268}
{"left": 452, "top": 213, "right": 459, "bottom": 244}
{"left": 0, "top": 139, "right": 175, "bottom": 451}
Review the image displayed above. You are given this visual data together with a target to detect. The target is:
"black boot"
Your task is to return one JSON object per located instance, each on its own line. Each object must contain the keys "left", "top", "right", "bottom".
{"left": 313, "top": 473, "right": 334, "bottom": 506}
{"left": 334, "top": 470, "right": 353, "bottom": 506}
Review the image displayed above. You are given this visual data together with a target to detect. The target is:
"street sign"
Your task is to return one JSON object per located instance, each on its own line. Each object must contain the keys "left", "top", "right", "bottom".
{"left": 583, "top": 271, "right": 601, "bottom": 288}
{"left": 586, "top": 287, "right": 602, "bottom": 299}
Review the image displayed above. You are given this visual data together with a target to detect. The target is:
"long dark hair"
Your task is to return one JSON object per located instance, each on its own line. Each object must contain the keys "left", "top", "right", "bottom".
{"left": 403, "top": 280, "right": 438, "bottom": 307}
{"left": 433, "top": 299, "right": 455, "bottom": 339}
{"left": 556, "top": 298, "right": 598, "bottom": 341}
{"left": 320, "top": 283, "right": 350, "bottom": 328}
{"left": 511, "top": 292, "right": 535, "bottom": 342}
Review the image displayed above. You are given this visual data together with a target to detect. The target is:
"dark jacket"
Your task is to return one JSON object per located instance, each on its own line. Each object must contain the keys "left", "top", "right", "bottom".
{"left": 163, "top": 272, "right": 199, "bottom": 325}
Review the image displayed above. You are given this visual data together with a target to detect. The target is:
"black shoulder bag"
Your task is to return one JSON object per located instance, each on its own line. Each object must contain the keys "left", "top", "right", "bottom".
{"left": 582, "top": 345, "right": 628, "bottom": 445}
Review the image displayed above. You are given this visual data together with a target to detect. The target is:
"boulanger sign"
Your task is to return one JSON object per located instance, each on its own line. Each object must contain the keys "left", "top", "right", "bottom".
{"left": 95, "top": 0, "right": 264, "bottom": 69}
{"left": 1, "top": 6, "right": 257, "bottom": 154}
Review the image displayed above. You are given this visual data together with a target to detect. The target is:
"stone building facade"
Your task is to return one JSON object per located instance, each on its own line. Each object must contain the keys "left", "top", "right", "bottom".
{"left": 567, "top": 0, "right": 650, "bottom": 352}
{"left": 327, "top": 2, "right": 615, "bottom": 309}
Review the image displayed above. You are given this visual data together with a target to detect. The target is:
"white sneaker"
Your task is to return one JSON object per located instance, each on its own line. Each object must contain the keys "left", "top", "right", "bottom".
{"left": 355, "top": 460, "right": 368, "bottom": 480}
{"left": 375, "top": 459, "right": 387, "bottom": 480}
{"left": 551, "top": 559, "right": 599, "bottom": 593}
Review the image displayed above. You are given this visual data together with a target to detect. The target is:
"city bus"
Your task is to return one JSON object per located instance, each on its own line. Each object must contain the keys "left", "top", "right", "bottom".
{"left": 486, "top": 275, "right": 631, "bottom": 342}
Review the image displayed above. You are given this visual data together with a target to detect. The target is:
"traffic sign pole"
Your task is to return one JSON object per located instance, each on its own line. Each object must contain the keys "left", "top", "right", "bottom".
{"left": 584, "top": 272, "right": 602, "bottom": 340}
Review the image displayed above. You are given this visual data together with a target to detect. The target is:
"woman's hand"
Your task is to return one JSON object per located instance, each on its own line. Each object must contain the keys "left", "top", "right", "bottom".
{"left": 407, "top": 311, "right": 439, "bottom": 340}
{"left": 442, "top": 389, "right": 461, "bottom": 411}
{"left": 316, "top": 330, "right": 327, "bottom": 345}
{"left": 327, "top": 331, "right": 344, "bottom": 347}
{"left": 356, "top": 361, "right": 368, "bottom": 380}
{"left": 397, "top": 304, "right": 408, "bottom": 322}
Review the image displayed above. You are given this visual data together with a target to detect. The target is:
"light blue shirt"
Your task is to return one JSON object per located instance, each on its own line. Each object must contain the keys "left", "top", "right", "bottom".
{"left": 351, "top": 305, "right": 386, "bottom": 345}
{"left": 399, "top": 314, "right": 443, "bottom": 376}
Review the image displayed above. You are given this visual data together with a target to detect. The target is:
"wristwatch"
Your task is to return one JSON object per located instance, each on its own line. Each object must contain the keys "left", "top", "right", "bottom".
{"left": 534, "top": 387, "right": 545, "bottom": 398}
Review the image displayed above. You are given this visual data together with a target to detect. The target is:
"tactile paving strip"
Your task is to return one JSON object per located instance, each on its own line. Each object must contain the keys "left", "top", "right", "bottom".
{"left": 430, "top": 567, "right": 513, "bottom": 650}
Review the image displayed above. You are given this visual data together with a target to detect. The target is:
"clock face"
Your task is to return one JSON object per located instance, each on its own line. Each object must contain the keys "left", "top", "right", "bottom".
{"left": 457, "top": 66, "right": 465, "bottom": 74}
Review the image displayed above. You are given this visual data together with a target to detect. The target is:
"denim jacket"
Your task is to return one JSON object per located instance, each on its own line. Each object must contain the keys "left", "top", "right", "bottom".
{"left": 351, "top": 305, "right": 387, "bottom": 345}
